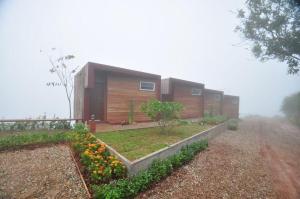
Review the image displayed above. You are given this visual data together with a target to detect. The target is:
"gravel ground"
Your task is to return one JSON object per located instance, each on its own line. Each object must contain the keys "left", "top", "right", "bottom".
{"left": 137, "top": 117, "right": 300, "bottom": 199}
{"left": 0, "top": 145, "right": 88, "bottom": 199}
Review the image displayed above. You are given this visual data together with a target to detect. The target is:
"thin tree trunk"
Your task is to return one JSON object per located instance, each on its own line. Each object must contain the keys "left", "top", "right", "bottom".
{"left": 67, "top": 97, "right": 72, "bottom": 119}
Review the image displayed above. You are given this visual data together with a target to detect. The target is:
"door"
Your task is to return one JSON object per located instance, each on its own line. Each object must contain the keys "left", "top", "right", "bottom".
{"left": 89, "top": 82, "right": 105, "bottom": 121}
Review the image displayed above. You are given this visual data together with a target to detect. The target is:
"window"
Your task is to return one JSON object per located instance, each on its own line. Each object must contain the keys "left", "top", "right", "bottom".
{"left": 191, "top": 88, "right": 202, "bottom": 95}
{"left": 140, "top": 81, "right": 155, "bottom": 91}
{"left": 214, "top": 94, "right": 221, "bottom": 101}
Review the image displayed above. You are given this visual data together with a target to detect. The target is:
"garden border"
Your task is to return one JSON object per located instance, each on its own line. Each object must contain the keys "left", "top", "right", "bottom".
{"left": 97, "top": 122, "right": 227, "bottom": 176}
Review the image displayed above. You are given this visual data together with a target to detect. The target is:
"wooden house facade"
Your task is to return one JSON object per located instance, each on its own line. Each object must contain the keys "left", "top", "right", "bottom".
{"left": 74, "top": 62, "right": 161, "bottom": 124}
{"left": 222, "top": 95, "right": 239, "bottom": 118}
{"left": 203, "top": 89, "right": 224, "bottom": 116}
{"left": 161, "top": 78, "right": 205, "bottom": 119}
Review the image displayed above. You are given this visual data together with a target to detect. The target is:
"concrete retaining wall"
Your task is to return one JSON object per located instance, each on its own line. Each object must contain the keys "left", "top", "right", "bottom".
{"left": 98, "top": 122, "right": 227, "bottom": 176}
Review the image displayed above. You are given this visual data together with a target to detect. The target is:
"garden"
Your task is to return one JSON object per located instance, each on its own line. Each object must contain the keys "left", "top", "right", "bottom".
{"left": 0, "top": 100, "right": 229, "bottom": 199}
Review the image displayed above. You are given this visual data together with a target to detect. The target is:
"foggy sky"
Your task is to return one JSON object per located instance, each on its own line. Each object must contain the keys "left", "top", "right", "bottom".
{"left": 0, "top": 0, "right": 299, "bottom": 119}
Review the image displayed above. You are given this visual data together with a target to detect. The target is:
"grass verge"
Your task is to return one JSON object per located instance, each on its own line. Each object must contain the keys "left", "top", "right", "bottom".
{"left": 95, "top": 123, "right": 211, "bottom": 160}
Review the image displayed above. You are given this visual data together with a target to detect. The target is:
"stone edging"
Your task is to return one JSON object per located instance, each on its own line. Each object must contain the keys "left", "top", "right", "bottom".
{"left": 97, "top": 122, "right": 227, "bottom": 176}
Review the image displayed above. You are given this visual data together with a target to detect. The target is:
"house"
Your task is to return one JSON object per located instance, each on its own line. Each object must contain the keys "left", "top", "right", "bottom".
{"left": 161, "top": 78, "right": 205, "bottom": 119}
{"left": 222, "top": 95, "right": 239, "bottom": 118}
{"left": 203, "top": 89, "right": 224, "bottom": 116}
{"left": 74, "top": 62, "right": 161, "bottom": 124}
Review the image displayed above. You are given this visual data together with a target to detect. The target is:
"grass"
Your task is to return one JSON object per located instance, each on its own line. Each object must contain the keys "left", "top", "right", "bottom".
{"left": 0, "top": 130, "right": 76, "bottom": 151}
{"left": 95, "top": 123, "right": 212, "bottom": 161}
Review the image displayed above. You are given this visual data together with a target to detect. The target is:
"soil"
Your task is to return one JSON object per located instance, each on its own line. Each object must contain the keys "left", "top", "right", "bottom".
{"left": 136, "top": 117, "right": 300, "bottom": 199}
{"left": 0, "top": 145, "right": 88, "bottom": 199}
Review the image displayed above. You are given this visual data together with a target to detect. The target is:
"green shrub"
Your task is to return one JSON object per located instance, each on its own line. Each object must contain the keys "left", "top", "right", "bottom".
{"left": 227, "top": 119, "right": 238, "bottom": 130}
{"left": 281, "top": 91, "right": 300, "bottom": 126}
{"left": 0, "top": 131, "right": 75, "bottom": 150}
{"left": 92, "top": 139, "right": 208, "bottom": 199}
{"left": 199, "top": 114, "right": 226, "bottom": 125}
{"left": 177, "top": 120, "right": 191, "bottom": 126}
{"left": 0, "top": 120, "right": 72, "bottom": 132}
{"left": 141, "top": 99, "right": 183, "bottom": 134}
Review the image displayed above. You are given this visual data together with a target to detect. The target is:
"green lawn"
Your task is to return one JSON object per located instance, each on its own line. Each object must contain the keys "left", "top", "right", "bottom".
{"left": 95, "top": 123, "right": 212, "bottom": 161}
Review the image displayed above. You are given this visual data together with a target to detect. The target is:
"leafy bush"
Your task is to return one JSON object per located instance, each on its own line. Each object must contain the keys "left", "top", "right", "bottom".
{"left": 0, "top": 120, "right": 72, "bottom": 132}
{"left": 281, "top": 91, "right": 300, "bottom": 126}
{"left": 141, "top": 99, "right": 183, "bottom": 134}
{"left": 227, "top": 119, "right": 238, "bottom": 130}
{"left": 92, "top": 139, "right": 208, "bottom": 199}
{"left": 0, "top": 131, "right": 75, "bottom": 150}
{"left": 177, "top": 119, "right": 191, "bottom": 126}
{"left": 199, "top": 113, "right": 226, "bottom": 125}
{"left": 72, "top": 131, "right": 127, "bottom": 184}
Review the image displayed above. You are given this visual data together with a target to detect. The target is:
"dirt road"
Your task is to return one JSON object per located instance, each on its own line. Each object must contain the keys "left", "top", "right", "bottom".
{"left": 137, "top": 117, "right": 300, "bottom": 199}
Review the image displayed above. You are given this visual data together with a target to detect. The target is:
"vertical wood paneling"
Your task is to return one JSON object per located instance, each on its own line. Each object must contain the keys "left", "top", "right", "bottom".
{"left": 106, "top": 74, "right": 160, "bottom": 123}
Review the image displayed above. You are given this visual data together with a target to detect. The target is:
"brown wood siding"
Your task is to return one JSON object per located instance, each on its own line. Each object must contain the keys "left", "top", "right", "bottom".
{"left": 203, "top": 92, "right": 223, "bottom": 116}
{"left": 222, "top": 95, "right": 239, "bottom": 118}
{"left": 172, "top": 84, "right": 203, "bottom": 119}
{"left": 106, "top": 74, "right": 159, "bottom": 123}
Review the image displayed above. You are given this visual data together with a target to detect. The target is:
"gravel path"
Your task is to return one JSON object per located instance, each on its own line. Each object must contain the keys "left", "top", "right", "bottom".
{"left": 137, "top": 117, "right": 300, "bottom": 199}
{"left": 0, "top": 145, "right": 88, "bottom": 199}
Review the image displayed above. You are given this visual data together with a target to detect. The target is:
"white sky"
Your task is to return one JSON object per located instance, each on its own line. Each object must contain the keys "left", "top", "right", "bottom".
{"left": 0, "top": 0, "right": 299, "bottom": 119}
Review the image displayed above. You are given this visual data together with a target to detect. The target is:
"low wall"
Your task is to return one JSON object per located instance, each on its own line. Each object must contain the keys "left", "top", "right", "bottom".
{"left": 98, "top": 122, "right": 227, "bottom": 176}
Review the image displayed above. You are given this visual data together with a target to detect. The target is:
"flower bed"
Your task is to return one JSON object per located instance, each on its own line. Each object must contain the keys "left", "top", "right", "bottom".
{"left": 92, "top": 139, "right": 208, "bottom": 199}
{"left": 72, "top": 124, "right": 127, "bottom": 184}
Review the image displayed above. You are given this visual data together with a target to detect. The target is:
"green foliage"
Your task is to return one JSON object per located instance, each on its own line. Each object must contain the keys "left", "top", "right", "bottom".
{"left": 72, "top": 131, "right": 127, "bottom": 184}
{"left": 227, "top": 119, "right": 239, "bottom": 130}
{"left": 0, "top": 131, "right": 75, "bottom": 151}
{"left": 236, "top": 0, "right": 300, "bottom": 74}
{"left": 0, "top": 123, "right": 87, "bottom": 151}
{"left": 281, "top": 91, "right": 300, "bottom": 126}
{"left": 141, "top": 99, "right": 183, "bottom": 134}
{"left": 0, "top": 120, "right": 72, "bottom": 132}
{"left": 128, "top": 99, "right": 135, "bottom": 124}
{"left": 73, "top": 122, "right": 89, "bottom": 134}
{"left": 92, "top": 139, "right": 208, "bottom": 199}
{"left": 177, "top": 119, "right": 191, "bottom": 125}
{"left": 199, "top": 113, "right": 227, "bottom": 125}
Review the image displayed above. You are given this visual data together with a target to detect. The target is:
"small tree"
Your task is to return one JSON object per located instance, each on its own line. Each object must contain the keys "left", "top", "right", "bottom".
{"left": 42, "top": 48, "right": 79, "bottom": 119}
{"left": 141, "top": 99, "right": 183, "bottom": 134}
{"left": 281, "top": 91, "right": 300, "bottom": 126}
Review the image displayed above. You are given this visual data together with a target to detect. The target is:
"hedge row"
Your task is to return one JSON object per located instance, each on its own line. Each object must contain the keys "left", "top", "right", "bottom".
{"left": 92, "top": 139, "right": 208, "bottom": 199}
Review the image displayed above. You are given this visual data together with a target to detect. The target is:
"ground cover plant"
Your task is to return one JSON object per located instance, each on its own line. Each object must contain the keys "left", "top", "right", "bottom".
{"left": 227, "top": 119, "right": 239, "bottom": 130}
{"left": 0, "top": 130, "right": 75, "bottom": 151}
{"left": 72, "top": 124, "right": 127, "bottom": 184}
{"left": 92, "top": 139, "right": 208, "bottom": 199}
{"left": 95, "top": 123, "right": 211, "bottom": 160}
{"left": 0, "top": 120, "right": 71, "bottom": 132}
{"left": 199, "top": 113, "right": 227, "bottom": 125}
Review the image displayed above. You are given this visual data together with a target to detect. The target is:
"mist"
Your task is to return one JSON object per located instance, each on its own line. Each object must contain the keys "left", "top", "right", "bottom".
{"left": 0, "top": 0, "right": 299, "bottom": 119}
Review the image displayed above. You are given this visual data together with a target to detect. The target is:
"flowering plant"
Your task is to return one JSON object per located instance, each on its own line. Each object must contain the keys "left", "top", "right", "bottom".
{"left": 72, "top": 129, "right": 126, "bottom": 183}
